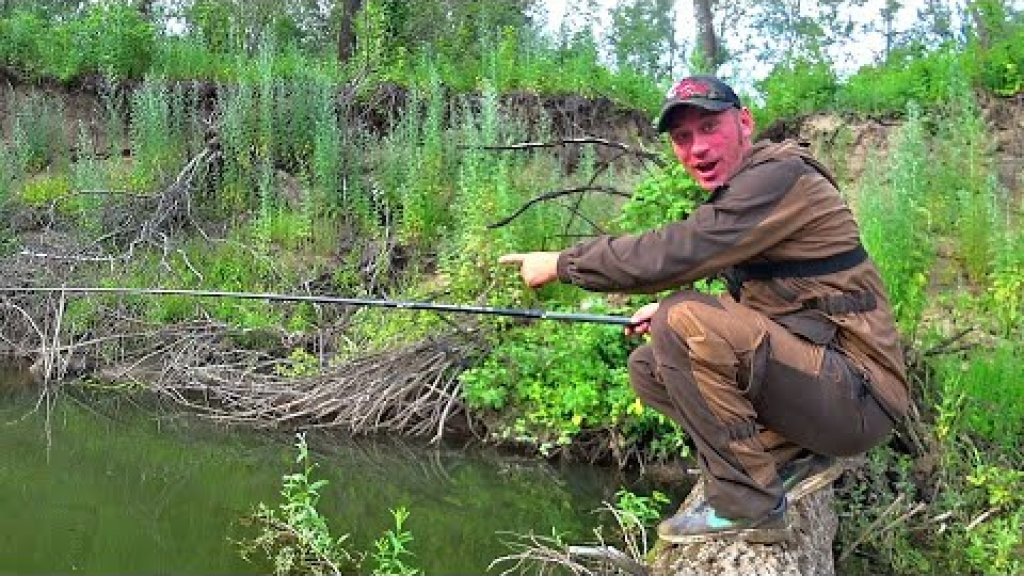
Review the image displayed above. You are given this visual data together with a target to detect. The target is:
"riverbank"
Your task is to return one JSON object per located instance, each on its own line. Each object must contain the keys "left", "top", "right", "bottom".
{"left": 1, "top": 71, "right": 1021, "bottom": 573}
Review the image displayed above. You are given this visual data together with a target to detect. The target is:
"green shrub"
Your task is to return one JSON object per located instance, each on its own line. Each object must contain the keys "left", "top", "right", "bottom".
{"left": 614, "top": 162, "right": 704, "bottom": 233}
{"left": 68, "top": 2, "right": 156, "bottom": 79}
{"left": 0, "top": 9, "right": 48, "bottom": 76}
{"left": 756, "top": 58, "right": 838, "bottom": 125}
{"left": 959, "top": 506, "right": 1023, "bottom": 576}
{"left": 839, "top": 46, "right": 961, "bottom": 114}
{"left": 459, "top": 302, "right": 678, "bottom": 458}
{"left": 0, "top": 4, "right": 154, "bottom": 81}
{"left": 963, "top": 2, "right": 1024, "bottom": 96}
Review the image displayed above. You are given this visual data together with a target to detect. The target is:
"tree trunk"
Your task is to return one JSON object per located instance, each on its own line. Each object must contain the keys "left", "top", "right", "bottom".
{"left": 337, "top": 0, "right": 363, "bottom": 63}
{"left": 135, "top": 0, "right": 155, "bottom": 20}
{"left": 651, "top": 481, "right": 839, "bottom": 576}
{"left": 967, "top": 0, "right": 997, "bottom": 50}
{"left": 693, "top": 0, "right": 719, "bottom": 73}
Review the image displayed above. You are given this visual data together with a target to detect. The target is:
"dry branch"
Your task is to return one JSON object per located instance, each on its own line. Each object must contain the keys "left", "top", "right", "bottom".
{"left": 487, "top": 186, "right": 631, "bottom": 230}
{"left": 466, "top": 137, "right": 666, "bottom": 168}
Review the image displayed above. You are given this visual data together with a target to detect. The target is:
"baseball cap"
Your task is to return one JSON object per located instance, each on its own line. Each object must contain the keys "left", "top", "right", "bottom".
{"left": 655, "top": 75, "right": 743, "bottom": 133}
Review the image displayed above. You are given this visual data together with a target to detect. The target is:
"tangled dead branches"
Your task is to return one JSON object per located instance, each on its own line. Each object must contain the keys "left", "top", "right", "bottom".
{"left": 1, "top": 281, "right": 492, "bottom": 441}
{"left": 76, "top": 318, "right": 490, "bottom": 440}
{"left": 149, "top": 331, "right": 486, "bottom": 440}
{"left": 490, "top": 499, "right": 653, "bottom": 576}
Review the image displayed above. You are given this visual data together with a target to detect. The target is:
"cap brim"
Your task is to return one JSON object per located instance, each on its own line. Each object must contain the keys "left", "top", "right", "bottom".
{"left": 655, "top": 99, "right": 735, "bottom": 132}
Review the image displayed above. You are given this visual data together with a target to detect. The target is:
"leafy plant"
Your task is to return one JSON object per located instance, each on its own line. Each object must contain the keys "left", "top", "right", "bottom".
{"left": 615, "top": 162, "right": 704, "bottom": 233}
{"left": 370, "top": 507, "right": 420, "bottom": 576}
{"left": 460, "top": 302, "right": 680, "bottom": 460}
{"left": 460, "top": 317, "right": 630, "bottom": 451}
{"left": 960, "top": 508, "right": 1024, "bottom": 576}
{"left": 613, "top": 488, "right": 670, "bottom": 531}
{"left": 18, "top": 173, "right": 71, "bottom": 207}
{"left": 239, "top": 433, "right": 358, "bottom": 575}
{"left": 275, "top": 348, "right": 321, "bottom": 378}
{"left": 989, "top": 228, "right": 1024, "bottom": 336}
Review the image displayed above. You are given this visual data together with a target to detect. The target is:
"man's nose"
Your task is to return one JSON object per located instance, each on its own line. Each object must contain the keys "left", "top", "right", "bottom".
{"left": 690, "top": 135, "right": 711, "bottom": 156}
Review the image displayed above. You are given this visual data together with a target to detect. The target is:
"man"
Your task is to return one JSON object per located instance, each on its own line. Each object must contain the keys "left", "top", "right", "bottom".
{"left": 499, "top": 75, "right": 908, "bottom": 544}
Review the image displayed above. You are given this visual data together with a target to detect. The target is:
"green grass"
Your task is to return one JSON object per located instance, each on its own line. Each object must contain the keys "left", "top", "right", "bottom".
{"left": 934, "top": 344, "right": 1024, "bottom": 451}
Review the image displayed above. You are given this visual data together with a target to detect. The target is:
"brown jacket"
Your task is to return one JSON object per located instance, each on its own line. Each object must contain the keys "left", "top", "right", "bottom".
{"left": 556, "top": 140, "right": 909, "bottom": 418}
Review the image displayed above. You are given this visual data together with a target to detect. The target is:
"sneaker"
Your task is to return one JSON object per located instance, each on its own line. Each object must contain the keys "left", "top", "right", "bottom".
{"left": 779, "top": 453, "right": 844, "bottom": 502}
{"left": 657, "top": 499, "right": 790, "bottom": 544}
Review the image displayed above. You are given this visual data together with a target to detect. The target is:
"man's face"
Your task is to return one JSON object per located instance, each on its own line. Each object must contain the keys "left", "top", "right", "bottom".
{"left": 667, "top": 106, "right": 754, "bottom": 190}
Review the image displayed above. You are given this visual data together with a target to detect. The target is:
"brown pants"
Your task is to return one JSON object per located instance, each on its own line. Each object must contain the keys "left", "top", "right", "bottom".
{"left": 628, "top": 290, "right": 894, "bottom": 520}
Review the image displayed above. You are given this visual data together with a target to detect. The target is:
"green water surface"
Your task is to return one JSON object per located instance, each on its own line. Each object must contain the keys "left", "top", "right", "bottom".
{"left": 0, "top": 364, "right": 643, "bottom": 574}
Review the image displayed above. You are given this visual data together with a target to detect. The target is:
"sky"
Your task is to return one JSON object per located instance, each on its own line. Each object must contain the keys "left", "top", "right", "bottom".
{"left": 533, "top": 0, "right": 944, "bottom": 83}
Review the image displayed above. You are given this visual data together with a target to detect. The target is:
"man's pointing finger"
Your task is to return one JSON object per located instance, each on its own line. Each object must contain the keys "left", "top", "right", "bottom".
{"left": 498, "top": 254, "right": 525, "bottom": 265}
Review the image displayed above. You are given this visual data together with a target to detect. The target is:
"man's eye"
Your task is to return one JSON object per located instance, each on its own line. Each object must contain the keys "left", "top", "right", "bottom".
{"left": 701, "top": 121, "right": 718, "bottom": 133}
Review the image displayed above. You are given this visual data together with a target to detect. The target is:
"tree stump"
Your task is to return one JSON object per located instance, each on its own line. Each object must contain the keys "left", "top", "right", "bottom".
{"left": 650, "top": 481, "right": 839, "bottom": 576}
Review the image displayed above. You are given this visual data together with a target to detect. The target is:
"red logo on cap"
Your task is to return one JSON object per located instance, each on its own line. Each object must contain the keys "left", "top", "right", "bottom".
{"left": 673, "top": 79, "right": 711, "bottom": 99}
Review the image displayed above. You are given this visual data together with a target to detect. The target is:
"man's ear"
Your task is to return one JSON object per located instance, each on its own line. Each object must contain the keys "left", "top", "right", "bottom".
{"left": 738, "top": 107, "right": 755, "bottom": 141}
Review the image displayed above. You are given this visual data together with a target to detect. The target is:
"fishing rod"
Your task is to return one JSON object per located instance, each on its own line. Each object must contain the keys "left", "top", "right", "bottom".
{"left": 0, "top": 286, "right": 636, "bottom": 326}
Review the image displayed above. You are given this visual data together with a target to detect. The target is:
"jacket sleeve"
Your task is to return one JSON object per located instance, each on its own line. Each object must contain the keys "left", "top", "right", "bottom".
{"left": 556, "top": 157, "right": 812, "bottom": 293}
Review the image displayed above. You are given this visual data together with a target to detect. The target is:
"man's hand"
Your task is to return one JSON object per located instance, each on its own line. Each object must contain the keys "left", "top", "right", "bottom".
{"left": 625, "top": 302, "right": 660, "bottom": 337}
{"left": 498, "top": 252, "right": 560, "bottom": 288}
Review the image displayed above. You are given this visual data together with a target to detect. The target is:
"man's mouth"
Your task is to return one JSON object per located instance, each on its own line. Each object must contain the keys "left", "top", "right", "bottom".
{"left": 693, "top": 160, "right": 718, "bottom": 177}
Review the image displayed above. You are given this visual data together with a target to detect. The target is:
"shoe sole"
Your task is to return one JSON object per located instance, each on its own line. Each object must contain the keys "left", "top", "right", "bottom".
{"left": 658, "top": 525, "right": 793, "bottom": 545}
{"left": 787, "top": 462, "right": 845, "bottom": 503}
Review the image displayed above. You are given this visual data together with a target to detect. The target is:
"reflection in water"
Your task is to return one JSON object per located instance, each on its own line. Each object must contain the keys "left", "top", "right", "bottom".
{"left": 0, "top": 364, "right": 667, "bottom": 574}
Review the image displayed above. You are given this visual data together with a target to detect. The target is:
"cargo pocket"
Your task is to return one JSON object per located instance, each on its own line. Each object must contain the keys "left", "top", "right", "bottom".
{"left": 774, "top": 309, "right": 837, "bottom": 346}
{"left": 737, "top": 334, "right": 770, "bottom": 399}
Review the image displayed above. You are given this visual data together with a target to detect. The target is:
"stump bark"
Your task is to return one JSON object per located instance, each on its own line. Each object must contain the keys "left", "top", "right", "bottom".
{"left": 650, "top": 481, "right": 838, "bottom": 576}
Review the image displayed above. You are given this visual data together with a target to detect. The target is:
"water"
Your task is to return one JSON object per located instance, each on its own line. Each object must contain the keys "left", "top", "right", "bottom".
{"left": 0, "top": 363, "right": 663, "bottom": 574}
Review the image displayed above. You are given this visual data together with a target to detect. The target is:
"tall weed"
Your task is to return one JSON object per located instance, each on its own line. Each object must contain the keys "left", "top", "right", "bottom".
{"left": 444, "top": 82, "right": 509, "bottom": 299}
{"left": 390, "top": 67, "right": 453, "bottom": 250}
{"left": 931, "top": 75, "right": 1004, "bottom": 283}
{"left": 10, "top": 92, "right": 65, "bottom": 174}
{"left": 311, "top": 83, "right": 341, "bottom": 207}
{"left": 0, "top": 142, "right": 15, "bottom": 202}
{"left": 217, "top": 82, "right": 258, "bottom": 213}
{"left": 856, "top": 104, "right": 934, "bottom": 337}
{"left": 69, "top": 121, "right": 107, "bottom": 231}
{"left": 989, "top": 227, "right": 1023, "bottom": 335}
{"left": 130, "top": 77, "right": 178, "bottom": 189}
{"left": 256, "top": 43, "right": 276, "bottom": 234}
